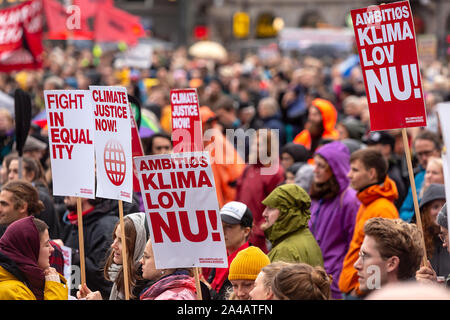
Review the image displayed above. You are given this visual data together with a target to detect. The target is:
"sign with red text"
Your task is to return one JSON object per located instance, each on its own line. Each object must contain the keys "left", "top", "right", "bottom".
{"left": 134, "top": 152, "right": 227, "bottom": 269}
{"left": 170, "top": 89, "right": 203, "bottom": 153}
{"left": 91, "top": 86, "right": 132, "bottom": 202}
{"left": 44, "top": 90, "right": 95, "bottom": 198}
{"left": 351, "top": 1, "right": 426, "bottom": 131}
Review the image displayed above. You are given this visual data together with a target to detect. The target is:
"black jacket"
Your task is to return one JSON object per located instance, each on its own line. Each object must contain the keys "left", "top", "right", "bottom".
{"left": 63, "top": 200, "right": 119, "bottom": 298}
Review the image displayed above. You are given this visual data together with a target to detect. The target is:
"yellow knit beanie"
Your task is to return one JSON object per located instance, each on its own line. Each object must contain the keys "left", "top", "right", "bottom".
{"left": 228, "top": 246, "right": 270, "bottom": 281}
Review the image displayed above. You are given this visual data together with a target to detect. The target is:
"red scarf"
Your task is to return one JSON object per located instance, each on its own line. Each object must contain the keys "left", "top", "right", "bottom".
{"left": 67, "top": 207, "right": 95, "bottom": 225}
{"left": 211, "top": 241, "right": 249, "bottom": 292}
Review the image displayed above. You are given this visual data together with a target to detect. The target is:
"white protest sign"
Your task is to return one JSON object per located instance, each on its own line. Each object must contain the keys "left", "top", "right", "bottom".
{"left": 134, "top": 152, "right": 227, "bottom": 269}
{"left": 44, "top": 90, "right": 95, "bottom": 198}
{"left": 90, "top": 86, "right": 133, "bottom": 202}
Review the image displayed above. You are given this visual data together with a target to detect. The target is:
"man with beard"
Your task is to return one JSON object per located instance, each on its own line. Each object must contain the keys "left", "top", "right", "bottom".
{"left": 293, "top": 98, "right": 339, "bottom": 156}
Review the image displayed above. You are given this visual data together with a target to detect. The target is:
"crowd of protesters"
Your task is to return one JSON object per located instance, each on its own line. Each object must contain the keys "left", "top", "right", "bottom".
{"left": 0, "top": 41, "right": 449, "bottom": 300}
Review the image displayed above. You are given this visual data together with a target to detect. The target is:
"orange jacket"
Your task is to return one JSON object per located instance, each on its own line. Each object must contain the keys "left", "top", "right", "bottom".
{"left": 293, "top": 98, "right": 339, "bottom": 149}
{"left": 205, "top": 127, "right": 246, "bottom": 208}
{"left": 338, "top": 176, "right": 399, "bottom": 296}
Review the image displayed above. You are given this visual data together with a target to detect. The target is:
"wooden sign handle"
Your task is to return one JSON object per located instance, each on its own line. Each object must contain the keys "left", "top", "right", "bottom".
{"left": 401, "top": 128, "right": 428, "bottom": 266}
{"left": 118, "top": 200, "right": 130, "bottom": 300}
{"left": 76, "top": 197, "right": 86, "bottom": 285}
{"left": 193, "top": 267, "right": 203, "bottom": 300}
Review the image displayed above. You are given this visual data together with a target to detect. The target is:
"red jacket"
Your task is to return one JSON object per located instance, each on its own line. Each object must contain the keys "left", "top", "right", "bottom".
{"left": 235, "top": 163, "right": 285, "bottom": 253}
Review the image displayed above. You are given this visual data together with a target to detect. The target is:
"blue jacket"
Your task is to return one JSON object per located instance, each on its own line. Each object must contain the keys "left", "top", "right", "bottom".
{"left": 399, "top": 168, "right": 425, "bottom": 222}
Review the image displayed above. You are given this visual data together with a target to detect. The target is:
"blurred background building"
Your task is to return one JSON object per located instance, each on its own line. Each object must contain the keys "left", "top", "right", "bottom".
{"left": 115, "top": 0, "right": 450, "bottom": 58}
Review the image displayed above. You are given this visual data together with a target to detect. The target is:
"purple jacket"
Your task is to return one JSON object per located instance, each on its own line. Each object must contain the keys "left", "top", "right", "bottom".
{"left": 308, "top": 141, "right": 360, "bottom": 299}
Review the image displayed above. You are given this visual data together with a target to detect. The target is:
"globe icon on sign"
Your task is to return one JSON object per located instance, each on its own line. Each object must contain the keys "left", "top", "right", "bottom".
{"left": 104, "top": 140, "right": 126, "bottom": 186}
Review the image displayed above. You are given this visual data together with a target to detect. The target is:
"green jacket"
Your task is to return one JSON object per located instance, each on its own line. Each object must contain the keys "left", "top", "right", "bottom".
{"left": 262, "top": 184, "right": 324, "bottom": 266}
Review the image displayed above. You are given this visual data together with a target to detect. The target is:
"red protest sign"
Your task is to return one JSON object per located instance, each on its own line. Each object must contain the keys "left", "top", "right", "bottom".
{"left": 351, "top": 1, "right": 426, "bottom": 131}
{"left": 130, "top": 106, "right": 144, "bottom": 192}
{"left": 170, "top": 88, "right": 203, "bottom": 153}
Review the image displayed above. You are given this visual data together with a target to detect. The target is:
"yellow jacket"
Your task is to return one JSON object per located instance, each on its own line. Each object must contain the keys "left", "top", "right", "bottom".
{"left": 0, "top": 266, "right": 68, "bottom": 300}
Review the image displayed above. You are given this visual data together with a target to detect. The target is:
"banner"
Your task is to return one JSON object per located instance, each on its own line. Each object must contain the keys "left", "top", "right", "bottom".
{"left": 351, "top": 1, "right": 426, "bottom": 131}
{"left": 170, "top": 88, "right": 203, "bottom": 153}
{"left": 0, "top": 0, "right": 43, "bottom": 72}
{"left": 134, "top": 152, "right": 227, "bottom": 269}
{"left": 91, "top": 86, "right": 133, "bottom": 202}
{"left": 44, "top": 90, "right": 95, "bottom": 198}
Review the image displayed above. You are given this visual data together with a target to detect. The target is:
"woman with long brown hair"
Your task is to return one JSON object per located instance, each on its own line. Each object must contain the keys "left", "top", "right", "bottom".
{"left": 77, "top": 212, "right": 150, "bottom": 300}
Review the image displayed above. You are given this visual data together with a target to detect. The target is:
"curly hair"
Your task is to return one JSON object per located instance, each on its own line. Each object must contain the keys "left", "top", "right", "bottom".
{"left": 364, "top": 218, "right": 424, "bottom": 280}
{"left": 271, "top": 263, "right": 332, "bottom": 300}
{"left": 2, "top": 180, "right": 44, "bottom": 215}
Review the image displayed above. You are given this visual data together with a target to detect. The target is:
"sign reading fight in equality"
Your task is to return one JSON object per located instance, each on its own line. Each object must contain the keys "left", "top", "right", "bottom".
{"left": 90, "top": 86, "right": 133, "bottom": 202}
{"left": 135, "top": 152, "right": 227, "bottom": 269}
{"left": 351, "top": 1, "right": 427, "bottom": 131}
{"left": 44, "top": 90, "right": 95, "bottom": 198}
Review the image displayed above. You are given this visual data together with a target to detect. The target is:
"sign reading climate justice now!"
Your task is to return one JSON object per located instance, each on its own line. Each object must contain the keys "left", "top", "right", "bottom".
{"left": 351, "top": 1, "right": 426, "bottom": 131}
{"left": 134, "top": 152, "right": 227, "bottom": 269}
{"left": 170, "top": 88, "right": 203, "bottom": 153}
{"left": 44, "top": 90, "right": 95, "bottom": 198}
{"left": 91, "top": 86, "right": 133, "bottom": 202}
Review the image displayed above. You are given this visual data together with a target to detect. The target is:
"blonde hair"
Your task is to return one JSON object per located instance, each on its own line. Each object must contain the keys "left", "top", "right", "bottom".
{"left": 271, "top": 263, "right": 332, "bottom": 300}
{"left": 261, "top": 261, "right": 292, "bottom": 291}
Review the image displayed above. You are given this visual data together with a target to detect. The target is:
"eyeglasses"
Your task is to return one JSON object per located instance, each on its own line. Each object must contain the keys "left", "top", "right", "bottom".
{"left": 416, "top": 150, "right": 436, "bottom": 158}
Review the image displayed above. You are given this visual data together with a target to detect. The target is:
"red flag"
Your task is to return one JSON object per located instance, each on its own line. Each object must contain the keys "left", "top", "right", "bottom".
{"left": 94, "top": 6, "right": 145, "bottom": 46}
{"left": 72, "top": 0, "right": 113, "bottom": 35}
{"left": 43, "top": 0, "right": 93, "bottom": 40}
{"left": 73, "top": 0, "right": 113, "bottom": 21}
{"left": 0, "top": 0, "right": 43, "bottom": 72}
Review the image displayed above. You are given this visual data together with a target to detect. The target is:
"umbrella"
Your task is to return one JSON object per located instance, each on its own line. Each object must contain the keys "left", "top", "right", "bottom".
{"left": 188, "top": 41, "right": 228, "bottom": 62}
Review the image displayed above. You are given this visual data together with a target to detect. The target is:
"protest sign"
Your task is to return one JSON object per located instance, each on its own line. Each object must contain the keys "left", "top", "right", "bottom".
{"left": 44, "top": 90, "right": 95, "bottom": 198}
{"left": 170, "top": 89, "right": 203, "bottom": 153}
{"left": 91, "top": 86, "right": 133, "bottom": 202}
{"left": 135, "top": 152, "right": 227, "bottom": 269}
{"left": 131, "top": 105, "right": 144, "bottom": 192}
{"left": 0, "top": 0, "right": 43, "bottom": 72}
{"left": 351, "top": 1, "right": 426, "bottom": 131}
